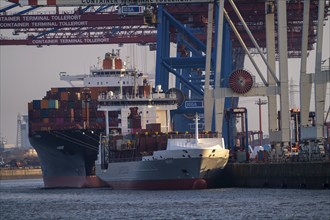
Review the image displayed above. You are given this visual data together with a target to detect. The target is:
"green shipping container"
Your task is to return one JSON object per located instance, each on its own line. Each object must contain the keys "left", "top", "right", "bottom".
{"left": 48, "top": 100, "right": 59, "bottom": 109}
{"left": 68, "top": 101, "right": 75, "bottom": 109}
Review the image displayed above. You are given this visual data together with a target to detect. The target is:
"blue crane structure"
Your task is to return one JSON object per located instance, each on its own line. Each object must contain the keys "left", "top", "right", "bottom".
{"left": 154, "top": 5, "right": 238, "bottom": 147}
{"left": 1, "top": 0, "right": 329, "bottom": 149}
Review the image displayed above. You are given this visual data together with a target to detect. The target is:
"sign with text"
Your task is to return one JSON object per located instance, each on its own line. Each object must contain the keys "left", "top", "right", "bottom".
{"left": 185, "top": 101, "right": 204, "bottom": 109}
{"left": 0, "top": 14, "right": 145, "bottom": 29}
{"left": 118, "top": 6, "right": 144, "bottom": 15}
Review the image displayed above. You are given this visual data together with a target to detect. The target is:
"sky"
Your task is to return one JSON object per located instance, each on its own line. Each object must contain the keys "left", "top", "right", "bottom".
{"left": 0, "top": 3, "right": 329, "bottom": 145}
{"left": 0, "top": 44, "right": 157, "bottom": 144}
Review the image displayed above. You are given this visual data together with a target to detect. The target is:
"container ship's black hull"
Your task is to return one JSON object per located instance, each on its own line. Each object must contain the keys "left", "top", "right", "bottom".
{"left": 29, "top": 129, "right": 107, "bottom": 188}
{"left": 28, "top": 84, "right": 153, "bottom": 188}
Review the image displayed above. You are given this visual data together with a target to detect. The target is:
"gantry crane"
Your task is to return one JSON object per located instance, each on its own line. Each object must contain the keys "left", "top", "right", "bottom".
{"left": 1, "top": 0, "right": 329, "bottom": 153}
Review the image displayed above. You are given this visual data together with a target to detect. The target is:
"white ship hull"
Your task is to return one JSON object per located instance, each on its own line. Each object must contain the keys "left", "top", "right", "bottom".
{"left": 96, "top": 147, "right": 229, "bottom": 189}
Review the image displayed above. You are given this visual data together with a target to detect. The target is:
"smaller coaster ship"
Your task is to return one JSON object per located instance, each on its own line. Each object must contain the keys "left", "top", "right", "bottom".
{"left": 95, "top": 85, "right": 229, "bottom": 190}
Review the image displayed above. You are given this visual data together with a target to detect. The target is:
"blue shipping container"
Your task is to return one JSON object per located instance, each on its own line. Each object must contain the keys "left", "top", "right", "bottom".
{"left": 33, "top": 100, "right": 41, "bottom": 109}
{"left": 41, "top": 109, "right": 49, "bottom": 118}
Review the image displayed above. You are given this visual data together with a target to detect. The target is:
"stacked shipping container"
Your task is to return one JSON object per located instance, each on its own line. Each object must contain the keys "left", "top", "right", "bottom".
{"left": 28, "top": 85, "right": 152, "bottom": 134}
{"left": 29, "top": 87, "right": 109, "bottom": 133}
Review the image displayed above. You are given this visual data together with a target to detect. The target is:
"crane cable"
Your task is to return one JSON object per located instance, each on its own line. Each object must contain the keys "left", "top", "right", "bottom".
{"left": 50, "top": 130, "right": 99, "bottom": 151}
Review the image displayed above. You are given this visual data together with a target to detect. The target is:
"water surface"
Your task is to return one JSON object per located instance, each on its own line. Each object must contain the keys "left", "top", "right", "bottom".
{"left": 1, "top": 179, "right": 329, "bottom": 219}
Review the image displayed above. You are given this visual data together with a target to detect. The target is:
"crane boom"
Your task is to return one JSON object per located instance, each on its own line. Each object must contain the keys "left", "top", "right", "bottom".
{"left": 8, "top": 0, "right": 213, "bottom": 6}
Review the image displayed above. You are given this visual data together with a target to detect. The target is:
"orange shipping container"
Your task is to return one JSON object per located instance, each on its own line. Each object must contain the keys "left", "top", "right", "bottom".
{"left": 82, "top": 109, "right": 87, "bottom": 118}
{"left": 41, "top": 100, "right": 49, "bottom": 109}
{"left": 42, "top": 118, "right": 49, "bottom": 123}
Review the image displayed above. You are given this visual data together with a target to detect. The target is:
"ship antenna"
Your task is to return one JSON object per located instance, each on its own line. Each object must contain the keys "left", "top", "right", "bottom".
{"left": 133, "top": 71, "right": 138, "bottom": 99}
{"left": 111, "top": 49, "right": 116, "bottom": 70}
{"left": 195, "top": 112, "right": 199, "bottom": 143}
{"left": 97, "top": 56, "right": 101, "bottom": 68}
{"left": 119, "top": 74, "right": 123, "bottom": 99}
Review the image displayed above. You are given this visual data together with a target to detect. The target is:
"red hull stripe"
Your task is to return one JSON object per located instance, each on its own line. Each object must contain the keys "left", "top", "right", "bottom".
{"left": 43, "top": 176, "right": 108, "bottom": 188}
{"left": 106, "top": 178, "right": 209, "bottom": 190}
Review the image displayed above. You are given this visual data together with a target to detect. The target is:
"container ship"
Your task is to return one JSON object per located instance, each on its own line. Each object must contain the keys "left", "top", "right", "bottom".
{"left": 95, "top": 88, "right": 229, "bottom": 189}
{"left": 28, "top": 50, "right": 154, "bottom": 188}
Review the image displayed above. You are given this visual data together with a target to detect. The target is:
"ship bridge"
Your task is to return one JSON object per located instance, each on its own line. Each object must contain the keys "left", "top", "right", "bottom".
{"left": 59, "top": 72, "right": 88, "bottom": 86}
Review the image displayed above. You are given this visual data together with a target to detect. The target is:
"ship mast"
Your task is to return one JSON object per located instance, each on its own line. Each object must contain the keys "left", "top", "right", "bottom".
{"left": 119, "top": 75, "right": 123, "bottom": 99}
{"left": 195, "top": 113, "right": 199, "bottom": 143}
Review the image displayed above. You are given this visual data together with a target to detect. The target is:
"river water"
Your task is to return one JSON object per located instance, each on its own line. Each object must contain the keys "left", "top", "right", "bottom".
{"left": 0, "top": 178, "right": 329, "bottom": 220}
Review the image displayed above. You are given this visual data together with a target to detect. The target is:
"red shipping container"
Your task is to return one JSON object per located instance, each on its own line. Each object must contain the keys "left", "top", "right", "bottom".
{"left": 146, "top": 123, "right": 161, "bottom": 133}
{"left": 61, "top": 92, "right": 69, "bottom": 101}
{"left": 28, "top": 102, "right": 33, "bottom": 111}
{"left": 32, "top": 109, "right": 41, "bottom": 118}
{"left": 47, "top": 109, "right": 57, "bottom": 117}
{"left": 60, "top": 101, "right": 69, "bottom": 109}
{"left": 51, "top": 88, "right": 58, "bottom": 94}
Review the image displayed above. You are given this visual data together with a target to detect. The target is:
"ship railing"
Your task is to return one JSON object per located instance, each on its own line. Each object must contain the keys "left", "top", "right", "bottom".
{"left": 90, "top": 70, "right": 127, "bottom": 77}
{"left": 98, "top": 93, "right": 177, "bottom": 101}
{"left": 30, "top": 121, "right": 105, "bottom": 132}
{"left": 321, "top": 65, "right": 330, "bottom": 72}
{"left": 167, "top": 132, "right": 219, "bottom": 139}
{"left": 100, "top": 132, "right": 219, "bottom": 146}
{"left": 251, "top": 142, "right": 330, "bottom": 163}
{"left": 109, "top": 157, "right": 143, "bottom": 163}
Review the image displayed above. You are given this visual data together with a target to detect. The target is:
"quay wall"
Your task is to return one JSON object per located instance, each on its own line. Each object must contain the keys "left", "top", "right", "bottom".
{"left": 0, "top": 168, "right": 42, "bottom": 180}
{"left": 217, "top": 161, "right": 330, "bottom": 189}
{"left": 1, "top": 163, "right": 329, "bottom": 189}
